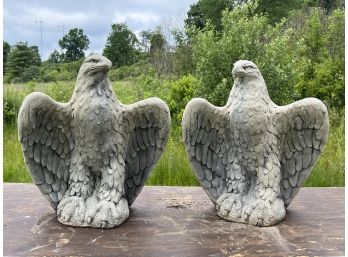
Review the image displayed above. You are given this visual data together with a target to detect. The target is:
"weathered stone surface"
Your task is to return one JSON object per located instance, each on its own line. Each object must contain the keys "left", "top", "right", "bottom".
{"left": 3, "top": 184, "right": 344, "bottom": 257}
{"left": 182, "top": 60, "right": 329, "bottom": 226}
{"left": 18, "top": 54, "right": 171, "bottom": 228}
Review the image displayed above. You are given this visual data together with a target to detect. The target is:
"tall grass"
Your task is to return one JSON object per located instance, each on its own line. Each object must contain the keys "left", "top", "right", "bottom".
{"left": 146, "top": 138, "right": 199, "bottom": 186}
{"left": 303, "top": 117, "right": 345, "bottom": 186}
{"left": 3, "top": 125, "right": 32, "bottom": 182}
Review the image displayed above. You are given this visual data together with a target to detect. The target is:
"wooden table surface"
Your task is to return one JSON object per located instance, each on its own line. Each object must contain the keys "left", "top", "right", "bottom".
{"left": 3, "top": 183, "right": 345, "bottom": 257}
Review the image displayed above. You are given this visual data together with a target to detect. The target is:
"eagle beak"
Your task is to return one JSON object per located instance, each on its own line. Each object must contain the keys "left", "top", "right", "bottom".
{"left": 99, "top": 59, "right": 112, "bottom": 73}
{"left": 232, "top": 65, "right": 246, "bottom": 79}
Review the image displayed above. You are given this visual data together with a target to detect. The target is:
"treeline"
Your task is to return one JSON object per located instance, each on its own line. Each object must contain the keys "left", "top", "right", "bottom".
{"left": 3, "top": 0, "right": 344, "bottom": 113}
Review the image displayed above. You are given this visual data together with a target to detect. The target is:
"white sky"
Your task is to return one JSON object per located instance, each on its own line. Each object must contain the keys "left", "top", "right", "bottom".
{"left": 3, "top": 0, "right": 198, "bottom": 60}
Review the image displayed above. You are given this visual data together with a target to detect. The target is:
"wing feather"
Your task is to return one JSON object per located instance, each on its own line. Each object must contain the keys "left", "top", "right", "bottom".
{"left": 274, "top": 98, "right": 329, "bottom": 207}
{"left": 18, "top": 92, "right": 74, "bottom": 209}
{"left": 182, "top": 98, "right": 230, "bottom": 203}
{"left": 122, "top": 98, "right": 170, "bottom": 205}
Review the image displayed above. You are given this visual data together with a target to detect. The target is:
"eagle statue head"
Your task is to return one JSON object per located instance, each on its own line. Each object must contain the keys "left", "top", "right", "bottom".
{"left": 229, "top": 60, "right": 271, "bottom": 103}
{"left": 232, "top": 60, "right": 263, "bottom": 81}
{"left": 77, "top": 54, "right": 112, "bottom": 84}
{"left": 72, "top": 54, "right": 113, "bottom": 100}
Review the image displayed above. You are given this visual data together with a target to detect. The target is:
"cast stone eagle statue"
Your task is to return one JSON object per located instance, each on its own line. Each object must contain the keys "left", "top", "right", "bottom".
{"left": 182, "top": 60, "right": 329, "bottom": 226}
{"left": 18, "top": 54, "right": 170, "bottom": 228}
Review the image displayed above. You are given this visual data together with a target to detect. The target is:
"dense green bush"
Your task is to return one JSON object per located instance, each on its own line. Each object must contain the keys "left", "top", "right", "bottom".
{"left": 192, "top": 2, "right": 344, "bottom": 108}
{"left": 169, "top": 75, "right": 198, "bottom": 125}
{"left": 192, "top": 2, "right": 285, "bottom": 106}
{"left": 47, "top": 82, "right": 75, "bottom": 102}
{"left": 292, "top": 8, "right": 344, "bottom": 108}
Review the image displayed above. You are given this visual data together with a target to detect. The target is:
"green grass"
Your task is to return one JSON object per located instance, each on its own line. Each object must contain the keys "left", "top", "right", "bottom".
{"left": 4, "top": 125, "right": 32, "bottom": 183}
{"left": 146, "top": 137, "right": 199, "bottom": 186}
{"left": 303, "top": 120, "right": 345, "bottom": 186}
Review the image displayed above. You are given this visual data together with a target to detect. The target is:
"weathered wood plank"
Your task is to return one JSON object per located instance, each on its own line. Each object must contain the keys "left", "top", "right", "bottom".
{"left": 3, "top": 183, "right": 344, "bottom": 257}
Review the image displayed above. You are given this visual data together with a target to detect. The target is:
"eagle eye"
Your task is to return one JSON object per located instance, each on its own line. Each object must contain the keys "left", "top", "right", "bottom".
{"left": 88, "top": 59, "right": 99, "bottom": 63}
{"left": 244, "top": 65, "right": 255, "bottom": 70}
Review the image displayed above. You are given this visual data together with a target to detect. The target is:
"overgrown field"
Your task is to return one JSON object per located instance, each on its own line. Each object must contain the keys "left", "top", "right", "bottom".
{"left": 3, "top": 81, "right": 344, "bottom": 186}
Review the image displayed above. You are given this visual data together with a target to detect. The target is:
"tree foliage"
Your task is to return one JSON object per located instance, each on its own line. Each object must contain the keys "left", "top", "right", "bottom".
{"left": 185, "top": 0, "right": 234, "bottom": 31}
{"left": 254, "top": 0, "right": 311, "bottom": 24}
{"left": 292, "top": 8, "right": 344, "bottom": 108}
{"left": 191, "top": 2, "right": 344, "bottom": 108}
{"left": 103, "top": 23, "right": 139, "bottom": 68}
{"left": 3, "top": 41, "right": 11, "bottom": 73}
{"left": 5, "top": 42, "right": 41, "bottom": 82}
{"left": 139, "top": 30, "right": 153, "bottom": 53}
{"left": 169, "top": 75, "right": 198, "bottom": 124}
{"left": 47, "top": 50, "right": 64, "bottom": 63}
{"left": 59, "top": 28, "right": 90, "bottom": 62}
{"left": 150, "top": 30, "right": 166, "bottom": 54}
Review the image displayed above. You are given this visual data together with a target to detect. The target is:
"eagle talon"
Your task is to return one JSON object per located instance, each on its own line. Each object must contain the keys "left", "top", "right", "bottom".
{"left": 89, "top": 198, "right": 129, "bottom": 228}
{"left": 57, "top": 196, "right": 86, "bottom": 225}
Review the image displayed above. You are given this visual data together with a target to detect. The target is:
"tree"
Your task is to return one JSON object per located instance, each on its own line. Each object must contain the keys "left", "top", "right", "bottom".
{"left": 103, "top": 23, "right": 139, "bottom": 68}
{"left": 47, "top": 49, "right": 63, "bottom": 63}
{"left": 59, "top": 28, "right": 90, "bottom": 62}
{"left": 316, "top": 0, "right": 344, "bottom": 12}
{"left": 150, "top": 30, "right": 166, "bottom": 54}
{"left": 5, "top": 42, "right": 41, "bottom": 82}
{"left": 191, "top": 1, "right": 344, "bottom": 109}
{"left": 185, "top": 0, "right": 233, "bottom": 31}
{"left": 292, "top": 8, "right": 344, "bottom": 108}
{"left": 148, "top": 29, "right": 173, "bottom": 75}
{"left": 3, "top": 41, "right": 11, "bottom": 74}
{"left": 185, "top": 0, "right": 340, "bottom": 31}
{"left": 139, "top": 30, "right": 152, "bottom": 53}
{"left": 254, "top": 0, "right": 313, "bottom": 24}
{"left": 250, "top": 0, "right": 343, "bottom": 23}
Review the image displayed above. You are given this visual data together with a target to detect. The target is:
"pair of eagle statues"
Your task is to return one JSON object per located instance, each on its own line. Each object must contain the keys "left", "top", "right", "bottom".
{"left": 18, "top": 54, "right": 329, "bottom": 228}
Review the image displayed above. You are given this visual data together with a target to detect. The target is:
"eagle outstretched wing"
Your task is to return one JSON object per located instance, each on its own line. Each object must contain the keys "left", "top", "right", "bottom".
{"left": 122, "top": 98, "right": 170, "bottom": 205}
{"left": 18, "top": 92, "right": 75, "bottom": 209}
{"left": 182, "top": 98, "right": 231, "bottom": 203}
{"left": 273, "top": 98, "right": 329, "bottom": 207}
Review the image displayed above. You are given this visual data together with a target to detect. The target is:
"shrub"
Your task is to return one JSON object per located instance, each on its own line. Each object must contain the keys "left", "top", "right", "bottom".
{"left": 3, "top": 87, "right": 27, "bottom": 125}
{"left": 292, "top": 8, "right": 344, "bottom": 108}
{"left": 46, "top": 82, "right": 74, "bottom": 102}
{"left": 169, "top": 75, "right": 198, "bottom": 125}
{"left": 192, "top": 3, "right": 344, "bottom": 108}
{"left": 108, "top": 60, "right": 156, "bottom": 81}
{"left": 20, "top": 66, "right": 41, "bottom": 82}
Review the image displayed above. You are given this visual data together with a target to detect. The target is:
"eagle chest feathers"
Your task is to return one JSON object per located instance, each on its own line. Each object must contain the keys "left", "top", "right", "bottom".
{"left": 228, "top": 87, "right": 269, "bottom": 142}
{"left": 71, "top": 87, "right": 125, "bottom": 171}
{"left": 74, "top": 94, "right": 117, "bottom": 137}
